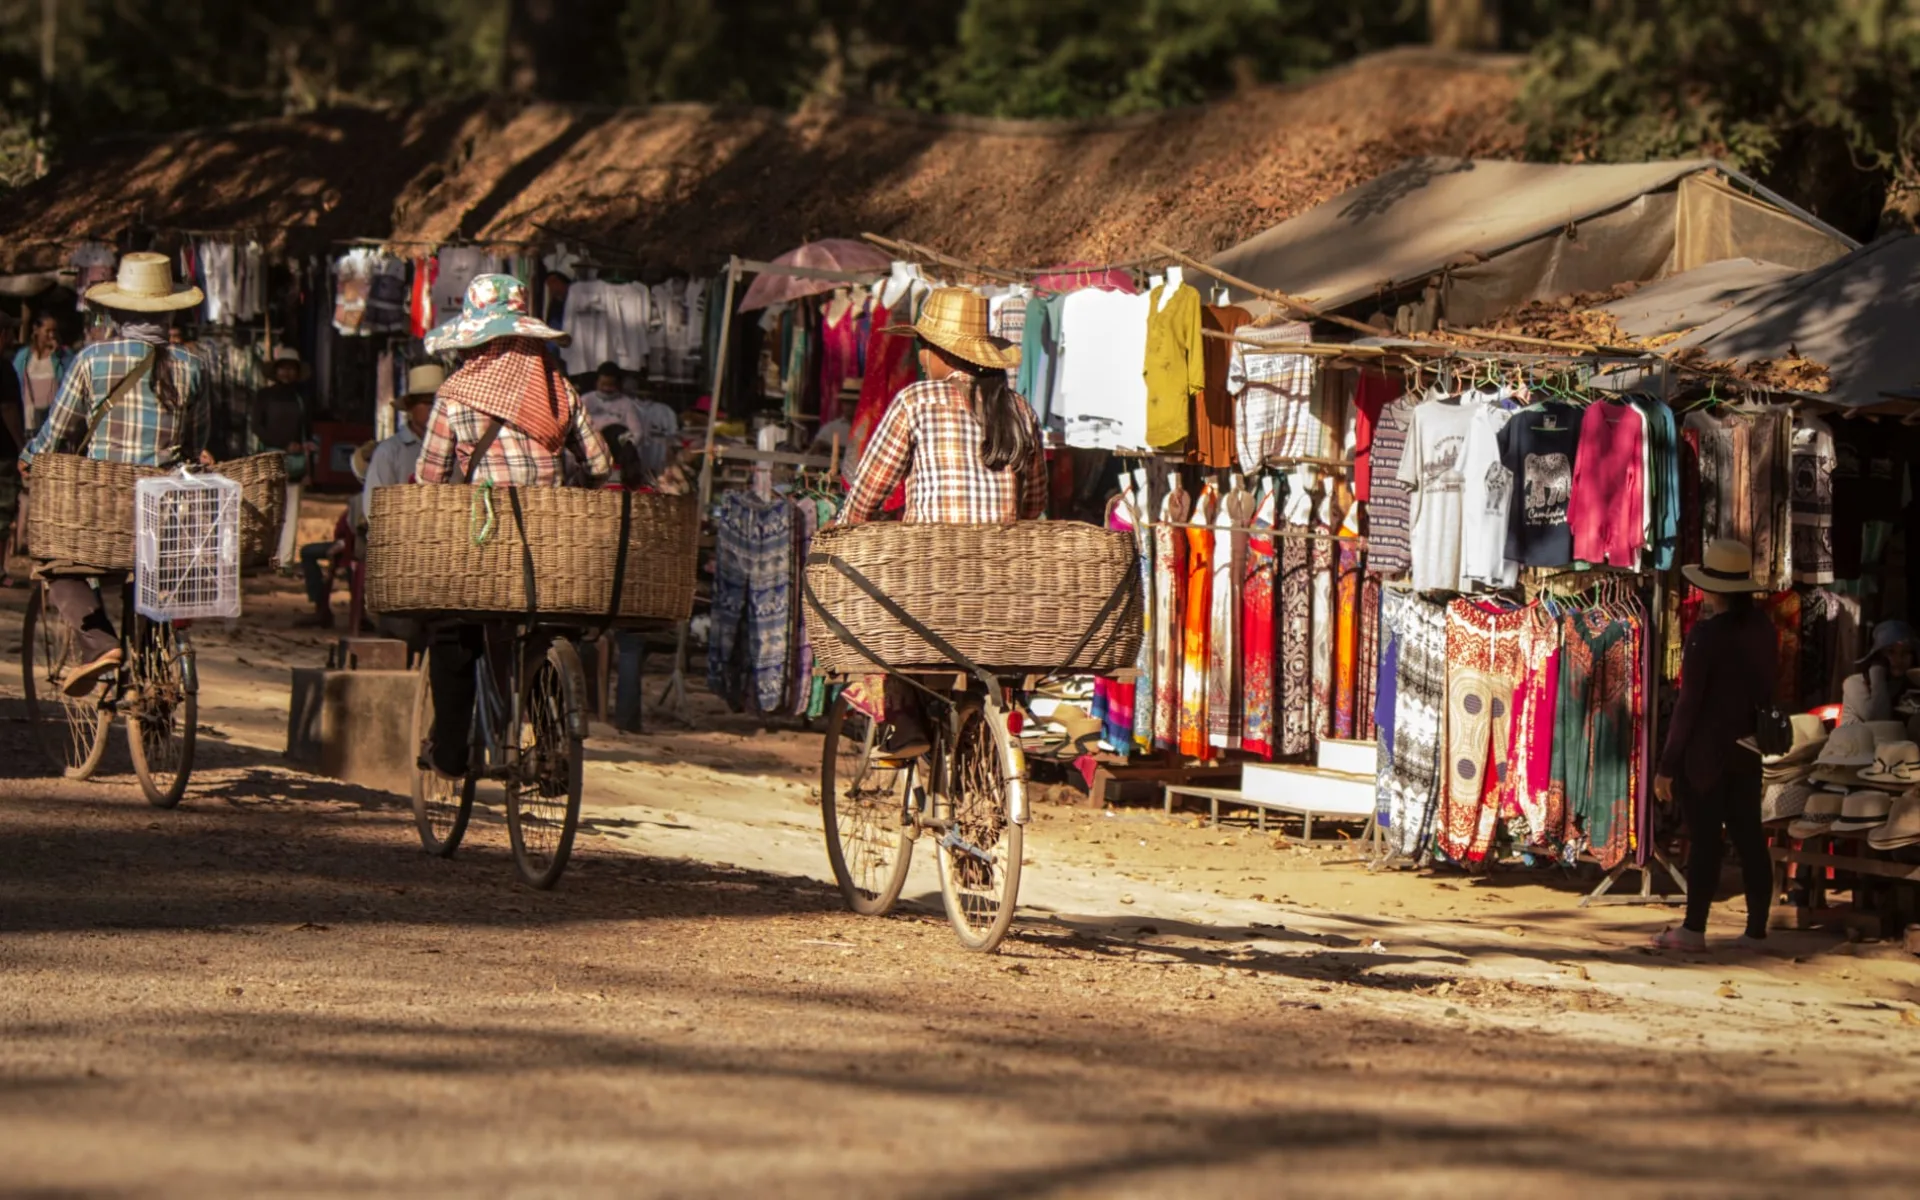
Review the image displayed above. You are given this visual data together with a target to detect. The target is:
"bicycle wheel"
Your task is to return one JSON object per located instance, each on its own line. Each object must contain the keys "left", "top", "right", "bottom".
{"left": 410, "top": 650, "right": 476, "bottom": 857}
{"left": 820, "top": 693, "right": 914, "bottom": 916}
{"left": 20, "top": 581, "right": 113, "bottom": 780}
{"left": 936, "top": 704, "right": 1024, "bottom": 953}
{"left": 125, "top": 615, "right": 197, "bottom": 809}
{"left": 505, "top": 639, "right": 584, "bottom": 889}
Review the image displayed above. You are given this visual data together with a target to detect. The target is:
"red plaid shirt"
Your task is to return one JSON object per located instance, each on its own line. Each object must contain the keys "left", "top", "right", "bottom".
{"left": 842, "top": 378, "right": 1047, "bottom": 525}
{"left": 415, "top": 388, "right": 612, "bottom": 487}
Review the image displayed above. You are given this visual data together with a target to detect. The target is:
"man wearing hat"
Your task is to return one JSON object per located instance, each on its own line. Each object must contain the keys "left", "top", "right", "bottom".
{"left": 363, "top": 362, "right": 444, "bottom": 512}
{"left": 1653, "top": 538, "right": 1779, "bottom": 951}
{"left": 837, "top": 286, "right": 1046, "bottom": 757}
{"left": 18, "top": 252, "right": 212, "bottom": 694}
{"left": 415, "top": 275, "right": 611, "bottom": 780}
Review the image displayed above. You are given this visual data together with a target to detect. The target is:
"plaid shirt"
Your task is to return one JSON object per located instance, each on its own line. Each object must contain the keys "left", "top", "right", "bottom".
{"left": 415, "top": 389, "right": 613, "bottom": 488}
{"left": 1227, "top": 322, "right": 1325, "bottom": 469}
{"left": 843, "top": 378, "right": 1047, "bottom": 525}
{"left": 19, "top": 339, "right": 208, "bottom": 470}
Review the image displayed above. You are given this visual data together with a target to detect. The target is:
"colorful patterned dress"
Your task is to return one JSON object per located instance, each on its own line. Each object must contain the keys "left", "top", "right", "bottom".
{"left": 1152, "top": 480, "right": 1191, "bottom": 749}
{"left": 1241, "top": 477, "right": 1279, "bottom": 758}
{"left": 1179, "top": 486, "right": 1216, "bottom": 757}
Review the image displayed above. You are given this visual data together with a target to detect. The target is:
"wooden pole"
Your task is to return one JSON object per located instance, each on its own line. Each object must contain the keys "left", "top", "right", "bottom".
{"left": 695, "top": 257, "right": 741, "bottom": 517}
{"left": 861, "top": 232, "right": 1025, "bottom": 284}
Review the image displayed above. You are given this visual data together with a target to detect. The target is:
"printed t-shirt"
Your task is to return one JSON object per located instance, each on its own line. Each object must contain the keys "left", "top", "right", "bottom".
{"left": 1397, "top": 397, "right": 1478, "bottom": 593}
{"left": 1497, "top": 402, "right": 1582, "bottom": 567}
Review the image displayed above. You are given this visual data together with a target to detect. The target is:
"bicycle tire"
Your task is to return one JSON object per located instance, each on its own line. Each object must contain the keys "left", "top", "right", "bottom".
{"left": 20, "top": 581, "right": 113, "bottom": 780}
{"left": 936, "top": 704, "right": 1024, "bottom": 953}
{"left": 505, "top": 639, "right": 584, "bottom": 890}
{"left": 125, "top": 615, "right": 196, "bottom": 809}
{"left": 819, "top": 693, "right": 913, "bottom": 916}
{"left": 409, "top": 650, "right": 477, "bottom": 857}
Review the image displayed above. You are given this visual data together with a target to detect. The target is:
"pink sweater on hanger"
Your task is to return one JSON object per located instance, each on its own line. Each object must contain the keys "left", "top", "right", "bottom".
{"left": 1566, "top": 401, "right": 1645, "bottom": 566}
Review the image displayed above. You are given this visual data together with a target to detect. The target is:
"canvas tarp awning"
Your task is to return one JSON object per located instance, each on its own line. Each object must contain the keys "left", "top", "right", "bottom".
{"left": 1205, "top": 157, "right": 1854, "bottom": 328}
{"left": 1599, "top": 258, "right": 1804, "bottom": 339}
{"left": 1667, "top": 234, "right": 1920, "bottom": 406}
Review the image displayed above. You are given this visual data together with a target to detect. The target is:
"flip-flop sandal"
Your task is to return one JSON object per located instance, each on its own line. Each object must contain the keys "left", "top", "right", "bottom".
{"left": 1650, "top": 927, "right": 1708, "bottom": 952}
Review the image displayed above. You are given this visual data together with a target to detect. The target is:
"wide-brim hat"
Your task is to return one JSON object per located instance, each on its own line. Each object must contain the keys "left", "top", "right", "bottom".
{"left": 1816, "top": 721, "right": 1878, "bottom": 767}
{"left": 1859, "top": 740, "right": 1920, "bottom": 785}
{"left": 1832, "top": 789, "right": 1895, "bottom": 833}
{"left": 1858, "top": 619, "right": 1916, "bottom": 666}
{"left": 86, "top": 251, "right": 204, "bottom": 313}
{"left": 1811, "top": 764, "right": 1865, "bottom": 787}
{"left": 1740, "top": 713, "right": 1829, "bottom": 766}
{"left": 1868, "top": 794, "right": 1920, "bottom": 849}
{"left": 423, "top": 273, "right": 568, "bottom": 354}
{"left": 402, "top": 362, "right": 447, "bottom": 401}
{"left": 882, "top": 286, "right": 1020, "bottom": 372}
{"left": 1682, "top": 538, "right": 1762, "bottom": 594}
{"left": 350, "top": 440, "right": 377, "bottom": 483}
{"left": 1761, "top": 782, "right": 1813, "bottom": 825}
{"left": 1788, "top": 791, "right": 1846, "bottom": 839}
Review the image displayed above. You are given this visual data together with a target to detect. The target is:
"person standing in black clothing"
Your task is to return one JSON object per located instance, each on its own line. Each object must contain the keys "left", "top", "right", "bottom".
{"left": 1653, "top": 538, "right": 1780, "bottom": 952}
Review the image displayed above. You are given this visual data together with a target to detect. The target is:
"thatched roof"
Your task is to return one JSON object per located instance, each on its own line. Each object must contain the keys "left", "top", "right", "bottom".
{"left": 0, "top": 48, "right": 1522, "bottom": 275}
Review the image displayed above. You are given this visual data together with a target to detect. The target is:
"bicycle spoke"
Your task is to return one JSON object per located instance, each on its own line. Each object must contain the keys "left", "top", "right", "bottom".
{"left": 511, "top": 660, "right": 574, "bottom": 871}
{"left": 834, "top": 713, "right": 906, "bottom": 900}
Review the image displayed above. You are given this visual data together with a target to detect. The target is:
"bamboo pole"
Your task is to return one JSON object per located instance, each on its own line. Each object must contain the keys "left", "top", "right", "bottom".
{"left": 861, "top": 232, "right": 1025, "bottom": 284}
{"left": 1148, "top": 240, "right": 1388, "bottom": 339}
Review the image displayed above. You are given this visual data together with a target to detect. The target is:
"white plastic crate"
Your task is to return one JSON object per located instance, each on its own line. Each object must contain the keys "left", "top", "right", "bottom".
{"left": 135, "top": 470, "right": 243, "bottom": 622}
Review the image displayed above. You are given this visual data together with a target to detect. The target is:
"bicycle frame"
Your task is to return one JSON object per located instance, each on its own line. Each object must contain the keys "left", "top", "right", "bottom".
{"left": 467, "top": 622, "right": 593, "bottom": 782}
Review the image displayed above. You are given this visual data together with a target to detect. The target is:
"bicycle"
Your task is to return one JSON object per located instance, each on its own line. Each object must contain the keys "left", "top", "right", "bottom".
{"left": 410, "top": 620, "right": 588, "bottom": 890}
{"left": 820, "top": 680, "right": 1028, "bottom": 953}
{"left": 20, "top": 573, "right": 197, "bottom": 807}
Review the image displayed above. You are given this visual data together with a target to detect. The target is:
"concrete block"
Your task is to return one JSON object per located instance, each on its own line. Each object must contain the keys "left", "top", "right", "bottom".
{"left": 328, "top": 637, "right": 409, "bottom": 671}
{"left": 285, "top": 667, "right": 419, "bottom": 796}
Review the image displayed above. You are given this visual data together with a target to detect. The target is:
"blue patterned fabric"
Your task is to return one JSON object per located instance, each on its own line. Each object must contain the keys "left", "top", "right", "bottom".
{"left": 708, "top": 491, "right": 793, "bottom": 713}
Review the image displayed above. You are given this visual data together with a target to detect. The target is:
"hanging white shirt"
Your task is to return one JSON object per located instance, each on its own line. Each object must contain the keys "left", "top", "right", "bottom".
{"left": 1057, "top": 288, "right": 1151, "bottom": 450}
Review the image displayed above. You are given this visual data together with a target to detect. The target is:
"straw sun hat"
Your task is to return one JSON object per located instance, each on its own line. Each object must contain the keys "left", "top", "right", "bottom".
{"left": 884, "top": 287, "right": 1020, "bottom": 372}
{"left": 401, "top": 362, "right": 446, "bottom": 403}
{"left": 1682, "top": 538, "right": 1763, "bottom": 593}
{"left": 85, "top": 251, "right": 203, "bottom": 312}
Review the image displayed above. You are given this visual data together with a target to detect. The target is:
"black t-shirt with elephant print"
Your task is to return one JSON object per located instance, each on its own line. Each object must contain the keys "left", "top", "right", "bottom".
{"left": 1498, "top": 403, "right": 1583, "bottom": 567}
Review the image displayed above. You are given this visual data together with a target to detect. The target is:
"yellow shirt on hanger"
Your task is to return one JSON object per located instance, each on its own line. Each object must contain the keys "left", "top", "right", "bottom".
{"left": 1143, "top": 282, "right": 1205, "bottom": 450}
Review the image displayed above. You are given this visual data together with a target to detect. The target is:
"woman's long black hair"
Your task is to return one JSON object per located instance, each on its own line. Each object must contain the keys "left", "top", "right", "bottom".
{"left": 929, "top": 343, "right": 1035, "bottom": 472}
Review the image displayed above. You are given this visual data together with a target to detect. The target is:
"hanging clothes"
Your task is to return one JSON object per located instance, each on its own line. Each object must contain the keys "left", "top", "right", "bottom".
{"left": 1194, "top": 305, "right": 1252, "bottom": 469}
{"left": 1094, "top": 494, "right": 1138, "bottom": 754}
{"left": 1499, "top": 611, "right": 1563, "bottom": 851}
{"left": 1152, "top": 480, "right": 1191, "bottom": 749}
{"left": 1367, "top": 395, "right": 1416, "bottom": 577}
{"left": 1308, "top": 481, "right": 1337, "bottom": 740}
{"left": 708, "top": 491, "right": 793, "bottom": 714}
{"left": 1143, "top": 280, "right": 1205, "bottom": 450}
{"left": 1567, "top": 400, "right": 1647, "bottom": 567}
{"left": 1498, "top": 401, "right": 1582, "bottom": 568}
{"left": 1207, "top": 479, "right": 1255, "bottom": 749}
{"left": 1439, "top": 600, "right": 1528, "bottom": 864}
{"left": 1276, "top": 475, "right": 1315, "bottom": 756}
{"left": 1381, "top": 590, "right": 1447, "bottom": 860}
{"left": 848, "top": 297, "right": 921, "bottom": 472}
{"left": 1331, "top": 500, "right": 1364, "bottom": 739}
{"left": 1228, "top": 323, "right": 1321, "bottom": 472}
{"left": 1791, "top": 414, "right": 1836, "bottom": 585}
{"left": 1551, "top": 610, "right": 1642, "bottom": 871}
{"left": 1179, "top": 485, "right": 1217, "bottom": 757}
{"left": 1126, "top": 469, "right": 1156, "bottom": 751}
{"left": 1241, "top": 476, "right": 1279, "bottom": 759}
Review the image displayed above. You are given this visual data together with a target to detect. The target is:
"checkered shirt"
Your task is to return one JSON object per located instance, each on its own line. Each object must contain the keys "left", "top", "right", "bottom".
{"left": 415, "top": 389, "right": 613, "bottom": 487}
{"left": 19, "top": 339, "right": 209, "bottom": 470}
{"left": 843, "top": 378, "right": 1047, "bottom": 525}
{"left": 1228, "top": 322, "right": 1325, "bottom": 469}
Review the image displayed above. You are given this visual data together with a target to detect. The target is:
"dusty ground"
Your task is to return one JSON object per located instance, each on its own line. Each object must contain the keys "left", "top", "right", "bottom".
{"left": 4, "top": 571, "right": 1920, "bottom": 1198}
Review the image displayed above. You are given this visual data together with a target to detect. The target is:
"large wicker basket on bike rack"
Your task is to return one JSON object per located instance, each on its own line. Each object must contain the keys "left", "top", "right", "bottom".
{"left": 28, "top": 451, "right": 286, "bottom": 571}
{"left": 363, "top": 483, "right": 697, "bottom": 621}
{"left": 803, "top": 521, "right": 1141, "bottom": 675}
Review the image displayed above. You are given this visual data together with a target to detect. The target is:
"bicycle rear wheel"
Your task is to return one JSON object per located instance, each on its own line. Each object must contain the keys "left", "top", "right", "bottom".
{"left": 125, "top": 615, "right": 196, "bottom": 809}
{"left": 505, "top": 639, "right": 584, "bottom": 889}
{"left": 936, "top": 704, "right": 1024, "bottom": 953}
{"left": 410, "top": 650, "right": 476, "bottom": 857}
{"left": 820, "top": 693, "right": 914, "bottom": 916}
{"left": 20, "top": 581, "right": 112, "bottom": 780}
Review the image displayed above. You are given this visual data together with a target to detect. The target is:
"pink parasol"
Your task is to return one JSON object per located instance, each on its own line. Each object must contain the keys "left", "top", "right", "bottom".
{"left": 736, "top": 239, "right": 892, "bottom": 311}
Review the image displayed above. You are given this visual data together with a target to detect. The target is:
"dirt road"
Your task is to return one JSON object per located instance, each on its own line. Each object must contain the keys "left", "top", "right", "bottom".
{"left": 4, "top": 583, "right": 1920, "bottom": 1197}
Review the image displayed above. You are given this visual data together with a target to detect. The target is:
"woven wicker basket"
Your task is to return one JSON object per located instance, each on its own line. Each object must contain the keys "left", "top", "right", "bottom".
{"left": 803, "top": 522, "right": 1142, "bottom": 676}
{"left": 28, "top": 451, "right": 287, "bottom": 571}
{"left": 364, "top": 483, "right": 697, "bottom": 622}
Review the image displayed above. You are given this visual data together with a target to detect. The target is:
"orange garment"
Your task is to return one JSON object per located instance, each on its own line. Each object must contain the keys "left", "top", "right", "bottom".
{"left": 1179, "top": 487, "right": 1216, "bottom": 757}
{"left": 1193, "top": 305, "right": 1251, "bottom": 469}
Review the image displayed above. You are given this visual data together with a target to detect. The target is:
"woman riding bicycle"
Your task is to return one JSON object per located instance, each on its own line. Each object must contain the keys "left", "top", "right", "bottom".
{"left": 17, "top": 253, "right": 211, "bottom": 696}
{"left": 837, "top": 286, "right": 1047, "bottom": 756}
{"left": 415, "top": 273, "right": 612, "bottom": 781}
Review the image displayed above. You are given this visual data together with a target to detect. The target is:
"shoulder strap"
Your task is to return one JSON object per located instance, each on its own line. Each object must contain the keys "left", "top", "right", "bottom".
{"left": 463, "top": 416, "right": 506, "bottom": 485}
{"left": 83, "top": 349, "right": 157, "bottom": 449}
